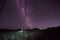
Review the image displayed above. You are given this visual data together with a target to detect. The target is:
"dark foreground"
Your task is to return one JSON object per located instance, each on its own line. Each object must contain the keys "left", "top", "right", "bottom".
{"left": 0, "top": 26, "right": 60, "bottom": 40}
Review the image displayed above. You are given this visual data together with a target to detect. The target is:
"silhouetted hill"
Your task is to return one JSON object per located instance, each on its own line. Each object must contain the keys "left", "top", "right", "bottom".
{"left": 0, "top": 26, "right": 60, "bottom": 40}
{"left": 34, "top": 26, "right": 60, "bottom": 40}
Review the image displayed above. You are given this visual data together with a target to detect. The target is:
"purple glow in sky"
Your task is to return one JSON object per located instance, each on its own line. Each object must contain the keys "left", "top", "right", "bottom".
{"left": 0, "top": 0, "right": 60, "bottom": 29}
{"left": 16, "top": 0, "right": 32, "bottom": 29}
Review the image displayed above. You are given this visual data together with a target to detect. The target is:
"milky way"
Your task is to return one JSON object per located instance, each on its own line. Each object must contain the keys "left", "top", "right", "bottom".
{"left": 16, "top": 0, "right": 32, "bottom": 29}
{"left": 0, "top": 0, "right": 60, "bottom": 29}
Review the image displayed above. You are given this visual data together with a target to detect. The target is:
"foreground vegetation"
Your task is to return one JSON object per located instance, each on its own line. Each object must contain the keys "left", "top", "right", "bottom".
{"left": 0, "top": 26, "right": 60, "bottom": 40}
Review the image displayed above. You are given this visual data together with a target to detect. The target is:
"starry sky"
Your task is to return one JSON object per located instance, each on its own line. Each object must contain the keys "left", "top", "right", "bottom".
{"left": 0, "top": 0, "right": 60, "bottom": 29}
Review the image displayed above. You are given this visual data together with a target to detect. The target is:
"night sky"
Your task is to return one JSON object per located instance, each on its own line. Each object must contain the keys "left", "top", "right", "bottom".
{"left": 0, "top": 0, "right": 60, "bottom": 29}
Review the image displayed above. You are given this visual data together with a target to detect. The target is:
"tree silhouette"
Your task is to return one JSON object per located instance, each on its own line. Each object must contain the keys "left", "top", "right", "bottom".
{"left": 0, "top": 0, "right": 6, "bottom": 14}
